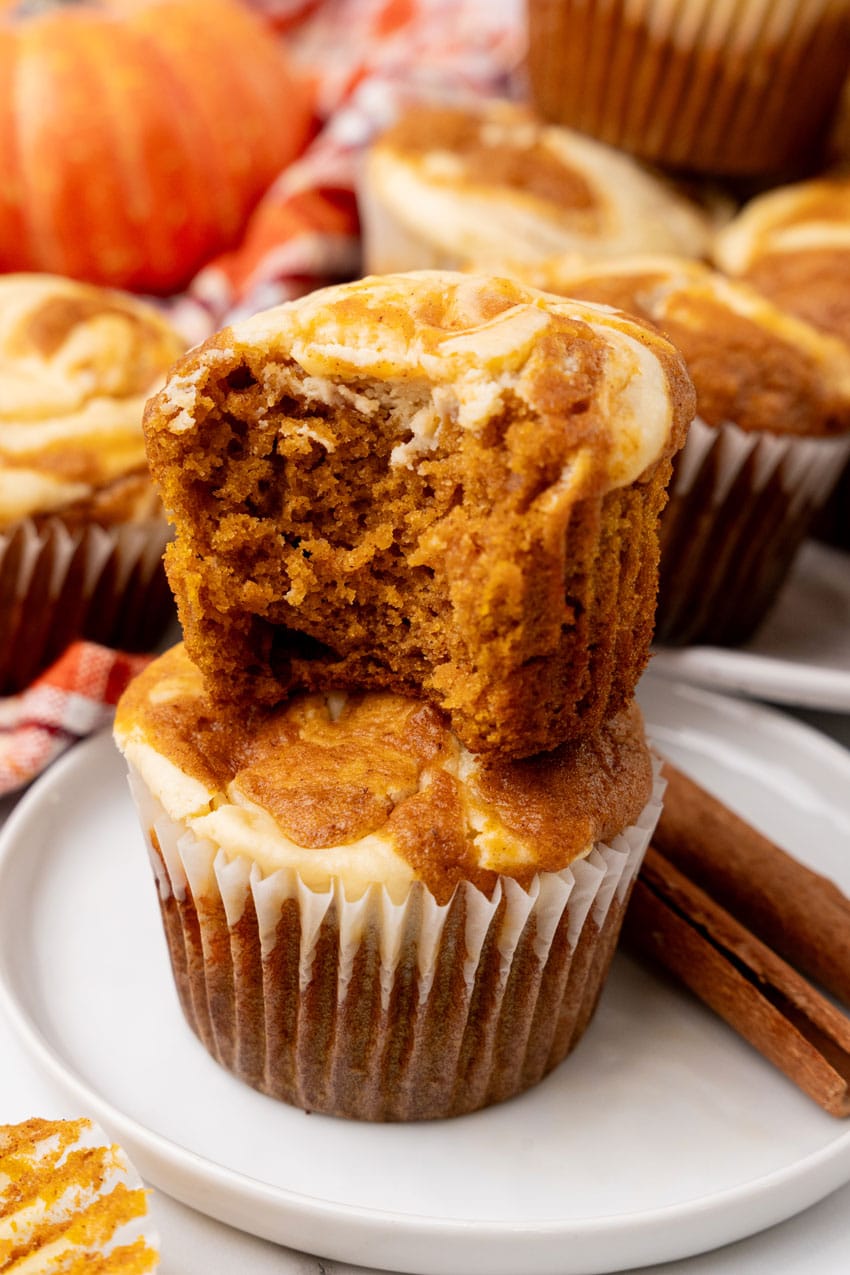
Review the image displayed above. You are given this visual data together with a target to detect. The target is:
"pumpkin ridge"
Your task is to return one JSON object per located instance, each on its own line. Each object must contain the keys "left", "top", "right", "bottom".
{"left": 0, "top": 0, "right": 312, "bottom": 291}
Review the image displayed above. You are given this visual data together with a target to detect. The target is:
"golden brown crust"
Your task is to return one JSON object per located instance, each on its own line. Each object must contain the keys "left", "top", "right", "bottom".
{"left": 712, "top": 178, "right": 850, "bottom": 347}
{"left": 363, "top": 104, "right": 710, "bottom": 271}
{"left": 24, "top": 469, "right": 162, "bottom": 531}
{"left": 379, "top": 104, "right": 601, "bottom": 217}
{"left": 742, "top": 250, "right": 850, "bottom": 351}
{"left": 0, "top": 273, "right": 184, "bottom": 529}
{"left": 510, "top": 257, "right": 850, "bottom": 436}
{"left": 144, "top": 271, "right": 693, "bottom": 757}
{"left": 117, "top": 644, "right": 653, "bottom": 902}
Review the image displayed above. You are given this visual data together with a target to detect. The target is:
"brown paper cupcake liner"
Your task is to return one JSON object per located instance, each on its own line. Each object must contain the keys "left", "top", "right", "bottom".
{"left": 128, "top": 762, "right": 663, "bottom": 1122}
{"left": 0, "top": 518, "right": 175, "bottom": 694}
{"left": 655, "top": 415, "right": 850, "bottom": 646}
{"left": 527, "top": 0, "right": 850, "bottom": 175}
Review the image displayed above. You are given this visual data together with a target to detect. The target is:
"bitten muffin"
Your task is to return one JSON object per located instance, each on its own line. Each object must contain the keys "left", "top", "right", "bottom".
{"left": 143, "top": 270, "right": 694, "bottom": 759}
{"left": 0, "top": 1117, "right": 159, "bottom": 1271}
{"left": 526, "top": 0, "right": 850, "bottom": 176}
{"left": 0, "top": 274, "right": 185, "bottom": 692}
{"left": 359, "top": 101, "right": 711, "bottom": 274}
{"left": 114, "top": 643, "right": 662, "bottom": 1122}
{"left": 501, "top": 254, "right": 850, "bottom": 643}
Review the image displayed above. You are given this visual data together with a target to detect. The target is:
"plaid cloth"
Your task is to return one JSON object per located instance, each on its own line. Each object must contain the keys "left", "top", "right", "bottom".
{"left": 0, "top": 0, "right": 524, "bottom": 795}
{"left": 0, "top": 645, "right": 152, "bottom": 797}
{"left": 180, "top": 0, "right": 525, "bottom": 332}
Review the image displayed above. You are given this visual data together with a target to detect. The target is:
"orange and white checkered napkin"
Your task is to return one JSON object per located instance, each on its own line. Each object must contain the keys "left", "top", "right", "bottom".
{"left": 0, "top": 0, "right": 524, "bottom": 793}
{"left": 180, "top": 0, "right": 525, "bottom": 333}
{"left": 0, "top": 644, "right": 152, "bottom": 796}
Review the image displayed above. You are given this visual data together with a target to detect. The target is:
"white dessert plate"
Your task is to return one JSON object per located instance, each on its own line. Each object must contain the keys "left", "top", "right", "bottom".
{"left": 651, "top": 541, "right": 850, "bottom": 711}
{"left": 2, "top": 675, "right": 850, "bottom": 1275}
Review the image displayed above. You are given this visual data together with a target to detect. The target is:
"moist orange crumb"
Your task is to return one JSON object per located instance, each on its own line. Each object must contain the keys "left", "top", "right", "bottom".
{"left": 0, "top": 1118, "right": 159, "bottom": 1272}
{"left": 144, "top": 271, "right": 693, "bottom": 758}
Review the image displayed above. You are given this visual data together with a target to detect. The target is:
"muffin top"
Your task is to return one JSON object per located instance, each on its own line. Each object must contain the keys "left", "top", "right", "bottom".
{"left": 713, "top": 177, "right": 850, "bottom": 347}
{"left": 363, "top": 102, "right": 711, "bottom": 265}
{"left": 0, "top": 273, "right": 184, "bottom": 529}
{"left": 153, "top": 270, "right": 694, "bottom": 497}
{"left": 0, "top": 1117, "right": 159, "bottom": 1271}
{"left": 500, "top": 254, "right": 850, "bottom": 436}
{"left": 115, "top": 644, "right": 654, "bottom": 904}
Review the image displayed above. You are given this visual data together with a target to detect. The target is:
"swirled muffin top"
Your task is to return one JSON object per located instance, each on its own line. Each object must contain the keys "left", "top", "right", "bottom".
{"left": 153, "top": 270, "right": 693, "bottom": 501}
{"left": 361, "top": 102, "right": 711, "bottom": 271}
{"left": 0, "top": 274, "right": 184, "bottom": 529}
{"left": 713, "top": 177, "right": 850, "bottom": 348}
{"left": 114, "top": 644, "right": 654, "bottom": 904}
{"left": 500, "top": 254, "right": 850, "bottom": 436}
{"left": 143, "top": 270, "right": 693, "bottom": 756}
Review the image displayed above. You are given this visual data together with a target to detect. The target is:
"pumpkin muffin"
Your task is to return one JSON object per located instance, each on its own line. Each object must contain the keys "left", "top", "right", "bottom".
{"left": 358, "top": 101, "right": 711, "bottom": 275}
{"left": 713, "top": 176, "right": 850, "bottom": 348}
{"left": 114, "top": 642, "right": 662, "bottom": 1122}
{"left": 501, "top": 254, "right": 850, "bottom": 643}
{"left": 714, "top": 177, "right": 850, "bottom": 551}
{"left": 0, "top": 1117, "right": 159, "bottom": 1271}
{"left": 0, "top": 274, "right": 185, "bottom": 692}
{"left": 526, "top": 0, "right": 850, "bottom": 176}
{"left": 143, "top": 270, "right": 694, "bottom": 759}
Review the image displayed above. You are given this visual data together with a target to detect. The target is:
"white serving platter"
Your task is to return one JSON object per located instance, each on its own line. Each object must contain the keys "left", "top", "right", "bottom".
{"left": 1, "top": 674, "right": 850, "bottom": 1275}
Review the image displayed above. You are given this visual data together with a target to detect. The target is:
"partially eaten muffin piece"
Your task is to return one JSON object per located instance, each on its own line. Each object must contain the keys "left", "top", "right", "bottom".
{"left": 0, "top": 1117, "right": 159, "bottom": 1271}
{"left": 143, "top": 271, "right": 693, "bottom": 758}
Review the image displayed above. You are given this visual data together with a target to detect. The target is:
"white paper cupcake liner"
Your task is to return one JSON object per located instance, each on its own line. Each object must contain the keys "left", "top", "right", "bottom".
{"left": 656, "top": 415, "right": 850, "bottom": 645}
{"left": 127, "top": 759, "right": 663, "bottom": 1121}
{"left": 0, "top": 517, "right": 175, "bottom": 693}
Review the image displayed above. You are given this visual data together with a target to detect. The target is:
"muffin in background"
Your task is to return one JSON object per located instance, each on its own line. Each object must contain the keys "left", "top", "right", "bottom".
{"left": 714, "top": 177, "right": 850, "bottom": 552}
{"left": 359, "top": 101, "right": 711, "bottom": 275}
{"left": 496, "top": 254, "right": 850, "bottom": 644}
{"left": 0, "top": 1116, "right": 159, "bottom": 1271}
{"left": 713, "top": 176, "right": 850, "bottom": 347}
{"left": 0, "top": 274, "right": 185, "bottom": 693}
{"left": 114, "top": 643, "right": 662, "bottom": 1122}
{"left": 828, "top": 73, "right": 850, "bottom": 164}
{"left": 526, "top": 0, "right": 850, "bottom": 177}
{"left": 143, "top": 270, "right": 694, "bottom": 759}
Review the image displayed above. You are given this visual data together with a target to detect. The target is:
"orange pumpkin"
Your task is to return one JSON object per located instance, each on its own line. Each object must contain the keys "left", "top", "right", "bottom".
{"left": 0, "top": 0, "right": 313, "bottom": 292}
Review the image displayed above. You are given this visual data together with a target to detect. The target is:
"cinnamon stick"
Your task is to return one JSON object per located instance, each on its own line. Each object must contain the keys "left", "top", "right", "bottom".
{"left": 655, "top": 761, "right": 850, "bottom": 1008}
{"left": 626, "top": 847, "right": 850, "bottom": 1117}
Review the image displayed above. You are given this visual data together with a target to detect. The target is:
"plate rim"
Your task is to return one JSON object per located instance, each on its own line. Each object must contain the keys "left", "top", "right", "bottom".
{"left": 649, "top": 645, "right": 850, "bottom": 712}
{"left": 650, "top": 540, "right": 850, "bottom": 711}
{"left": 2, "top": 681, "right": 850, "bottom": 1274}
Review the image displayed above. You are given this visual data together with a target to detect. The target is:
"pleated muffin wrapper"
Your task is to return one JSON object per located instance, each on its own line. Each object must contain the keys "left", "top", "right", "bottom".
{"left": 655, "top": 415, "right": 850, "bottom": 647}
{"left": 127, "top": 761, "right": 664, "bottom": 1122}
{"left": 0, "top": 517, "right": 175, "bottom": 694}
{"left": 526, "top": 0, "right": 850, "bottom": 176}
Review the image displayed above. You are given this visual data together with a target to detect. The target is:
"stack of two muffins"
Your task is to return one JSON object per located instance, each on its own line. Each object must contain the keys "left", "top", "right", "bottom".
{"left": 114, "top": 270, "right": 694, "bottom": 1121}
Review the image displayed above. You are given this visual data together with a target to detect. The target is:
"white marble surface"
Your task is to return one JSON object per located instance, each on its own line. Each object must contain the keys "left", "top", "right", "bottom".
{"left": 2, "top": 698, "right": 850, "bottom": 1275}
